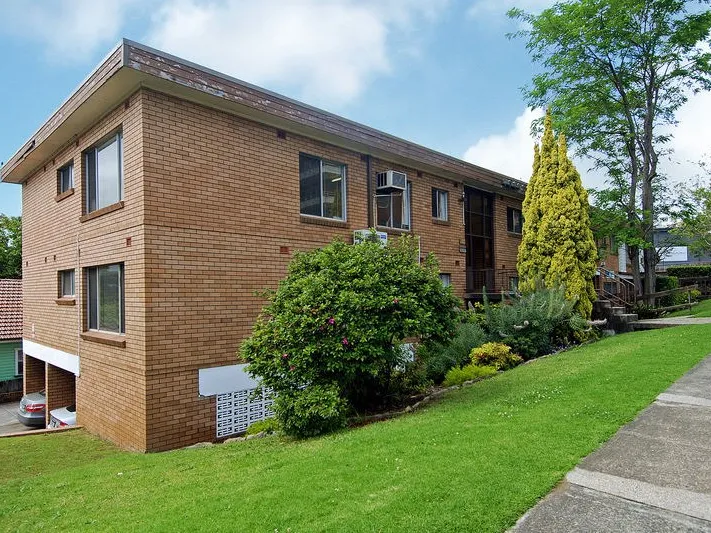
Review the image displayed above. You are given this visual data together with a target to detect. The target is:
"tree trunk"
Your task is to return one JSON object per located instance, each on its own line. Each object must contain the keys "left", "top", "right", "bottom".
{"left": 642, "top": 178, "right": 656, "bottom": 305}
{"left": 629, "top": 244, "right": 642, "bottom": 299}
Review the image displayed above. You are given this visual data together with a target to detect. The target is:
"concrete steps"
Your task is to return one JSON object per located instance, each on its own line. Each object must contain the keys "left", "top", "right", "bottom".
{"left": 594, "top": 299, "right": 639, "bottom": 333}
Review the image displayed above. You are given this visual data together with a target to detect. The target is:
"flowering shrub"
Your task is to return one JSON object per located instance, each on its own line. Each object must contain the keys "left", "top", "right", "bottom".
{"left": 241, "top": 234, "right": 460, "bottom": 437}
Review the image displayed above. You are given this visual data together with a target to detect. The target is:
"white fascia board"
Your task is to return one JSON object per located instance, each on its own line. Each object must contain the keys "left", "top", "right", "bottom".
{"left": 22, "top": 339, "right": 80, "bottom": 376}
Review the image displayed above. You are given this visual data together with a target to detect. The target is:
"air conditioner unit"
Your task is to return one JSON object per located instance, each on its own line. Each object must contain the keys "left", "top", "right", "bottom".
{"left": 376, "top": 170, "right": 407, "bottom": 191}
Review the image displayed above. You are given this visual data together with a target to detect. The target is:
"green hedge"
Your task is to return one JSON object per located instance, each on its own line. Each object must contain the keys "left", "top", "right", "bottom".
{"left": 656, "top": 276, "right": 684, "bottom": 307}
{"left": 666, "top": 265, "right": 711, "bottom": 278}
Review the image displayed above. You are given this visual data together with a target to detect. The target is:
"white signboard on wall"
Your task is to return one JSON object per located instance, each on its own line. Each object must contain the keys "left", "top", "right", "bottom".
{"left": 658, "top": 246, "right": 688, "bottom": 262}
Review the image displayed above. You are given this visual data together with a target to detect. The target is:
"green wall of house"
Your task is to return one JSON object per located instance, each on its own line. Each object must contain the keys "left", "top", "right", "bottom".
{"left": 0, "top": 341, "right": 22, "bottom": 382}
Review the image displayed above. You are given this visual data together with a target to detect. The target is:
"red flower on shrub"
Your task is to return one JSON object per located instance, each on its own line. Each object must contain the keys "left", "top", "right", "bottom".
{"left": 328, "top": 317, "right": 336, "bottom": 326}
{"left": 393, "top": 298, "right": 399, "bottom": 304}
{"left": 282, "top": 353, "right": 289, "bottom": 360}
{"left": 342, "top": 337, "right": 349, "bottom": 346}
{"left": 289, "top": 365, "right": 295, "bottom": 372}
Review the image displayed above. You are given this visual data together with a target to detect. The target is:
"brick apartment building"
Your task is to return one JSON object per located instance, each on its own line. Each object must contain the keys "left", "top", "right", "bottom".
{"left": 0, "top": 40, "right": 525, "bottom": 451}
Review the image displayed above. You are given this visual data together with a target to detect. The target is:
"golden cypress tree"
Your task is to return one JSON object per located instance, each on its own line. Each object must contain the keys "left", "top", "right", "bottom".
{"left": 517, "top": 144, "right": 541, "bottom": 293}
{"left": 518, "top": 110, "right": 557, "bottom": 294}
{"left": 517, "top": 112, "right": 597, "bottom": 318}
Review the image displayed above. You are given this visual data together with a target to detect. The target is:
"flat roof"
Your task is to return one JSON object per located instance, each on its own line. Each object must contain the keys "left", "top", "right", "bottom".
{"left": 0, "top": 39, "right": 526, "bottom": 197}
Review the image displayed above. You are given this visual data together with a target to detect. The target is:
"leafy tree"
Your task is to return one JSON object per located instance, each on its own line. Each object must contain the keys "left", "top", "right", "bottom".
{"left": 674, "top": 181, "right": 711, "bottom": 256}
{"left": 509, "top": 0, "right": 711, "bottom": 302}
{"left": 240, "top": 234, "right": 460, "bottom": 437}
{"left": 0, "top": 215, "right": 21, "bottom": 278}
{"left": 517, "top": 112, "right": 598, "bottom": 318}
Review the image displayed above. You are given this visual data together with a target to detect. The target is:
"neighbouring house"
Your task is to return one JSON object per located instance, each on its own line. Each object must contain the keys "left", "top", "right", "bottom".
{"left": 0, "top": 279, "right": 23, "bottom": 402}
{"left": 0, "top": 40, "right": 525, "bottom": 451}
{"left": 654, "top": 227, "right": 711, "bottom": 271}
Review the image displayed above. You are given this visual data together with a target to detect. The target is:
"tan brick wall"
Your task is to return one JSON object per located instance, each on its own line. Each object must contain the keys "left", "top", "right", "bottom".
{"left": 21, "top": 87, "right": 523, "bottom": 451}
{"left": 139, "top": 89, "right": 522, "bottom": 450}
{"left": 45, "top": 364, "right": 76, "bottom": 423}
{"left": 23, "top": 355, "right": 45, "bottom": 395}
{"left": 21, "top": 90, "right": 148, "bottom": 450}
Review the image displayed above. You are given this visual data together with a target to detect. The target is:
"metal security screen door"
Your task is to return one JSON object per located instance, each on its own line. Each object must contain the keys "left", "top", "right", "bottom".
{"left": 464, "top": 186, "right": 494, "bottom": 293}
{"left": 215, "top": 388, "right": 274, "bottom": 438}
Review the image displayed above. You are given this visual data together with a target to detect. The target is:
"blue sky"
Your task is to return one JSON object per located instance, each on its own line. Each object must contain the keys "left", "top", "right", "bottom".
{"left": 1, "top": 0, "right": 709, "bottom": 217}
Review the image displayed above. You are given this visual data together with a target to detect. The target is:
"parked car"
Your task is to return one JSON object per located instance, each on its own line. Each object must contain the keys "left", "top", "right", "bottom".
{"left": 17, "top": 391, "right": 46, "bottom": 427}
{"left": 48, "top": 405, "right": 77, "bottom": 428}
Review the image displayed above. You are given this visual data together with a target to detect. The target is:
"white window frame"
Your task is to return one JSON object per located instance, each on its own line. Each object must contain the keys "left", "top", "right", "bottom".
{"left": 58, "top": 162, "right": 74, "bottom": 193}
{"left": 299, "top": 154, "right": 347, "bottom": 221}
{"left": 432, "top": 188, "right": 449, "bottom": 221}
{"left": 85, "top": 132, "right": 123, "bottom": 213}
{"left": 507, "top": 207, "right": 523, "bottom": 234}
{"left": 15, "top": 348, "right": 23, "bottom": 376}
{"left": 59, "top": 269, "right": 75, "bottom": 297}
{"left": 86, "top": 263, "right": 125, "bottom": 334}
{"left": 377, "top": 181, "right": 412, "bottom": 230}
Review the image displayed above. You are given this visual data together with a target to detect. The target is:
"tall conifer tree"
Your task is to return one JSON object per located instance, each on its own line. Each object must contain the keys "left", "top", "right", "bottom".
{"left": 517, "top": 112, "right": 597, "bottom": 318}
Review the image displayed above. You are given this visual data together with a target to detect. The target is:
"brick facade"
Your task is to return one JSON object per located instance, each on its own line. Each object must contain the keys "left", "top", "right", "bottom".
{"left": 9, "top": 43, "right": 525, "bottom": 451}
{"left": 23, "top": 355, "right": 45, "bottom": 395}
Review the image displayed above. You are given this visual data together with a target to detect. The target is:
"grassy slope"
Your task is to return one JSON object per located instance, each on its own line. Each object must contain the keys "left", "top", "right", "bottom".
{"left": 667, "top": 298, "right": 711, "bottom": 318}
{"left": 2, "top": 325, "right": 710, "bottom": 532}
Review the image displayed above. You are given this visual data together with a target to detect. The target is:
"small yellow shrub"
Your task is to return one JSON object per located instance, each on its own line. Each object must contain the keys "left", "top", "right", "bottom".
{"left": 470, "top": 342, "right": 523, "bottom": 370}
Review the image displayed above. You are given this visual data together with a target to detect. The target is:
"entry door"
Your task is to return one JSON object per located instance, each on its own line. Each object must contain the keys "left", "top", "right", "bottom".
{"left": 464, "top": 187, "right": 494, "bottom": 293}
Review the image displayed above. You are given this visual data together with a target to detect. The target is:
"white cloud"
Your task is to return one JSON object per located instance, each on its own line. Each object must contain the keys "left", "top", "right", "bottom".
{"left": 663, "top": 90, "right": 711, "bottom": 182}
{"left": 462, "top": 107, "right": 543, "bottom": 182}
{"left": 0, "top": 0, "right": 140, "bottom": 61}
{"left": 146, "top": 0, "right": 447, "bottom": 106}
{"left": 463, "top": 91, "right": 711, "bottom": 192}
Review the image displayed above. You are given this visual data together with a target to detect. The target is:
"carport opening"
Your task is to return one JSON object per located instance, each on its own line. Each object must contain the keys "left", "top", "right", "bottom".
{"left": 45, "top": 364, "right": 76, "bottom": 427}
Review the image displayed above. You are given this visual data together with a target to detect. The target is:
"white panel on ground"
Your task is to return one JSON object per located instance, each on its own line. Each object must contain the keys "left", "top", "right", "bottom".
{"left": 198, "top": 363, "right": 258, "bottom": 396}
{"left": 198, "top": 363, "right": 275, "bottom": 438}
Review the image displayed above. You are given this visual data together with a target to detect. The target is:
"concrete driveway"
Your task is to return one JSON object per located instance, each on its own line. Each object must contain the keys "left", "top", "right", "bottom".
{"left": 0, "top": 400, "right": 39, "bottom": 435}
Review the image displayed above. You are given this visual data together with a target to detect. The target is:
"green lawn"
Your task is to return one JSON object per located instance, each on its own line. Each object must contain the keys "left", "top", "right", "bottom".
{"left": 2, "top": 325, "right": 711, "bottom": 532}
{"left": 667, "top": 298, "right": 711, "bottom": 317}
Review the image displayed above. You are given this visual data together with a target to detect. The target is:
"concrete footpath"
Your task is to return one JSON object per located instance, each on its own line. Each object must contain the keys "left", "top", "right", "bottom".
{"left": 512, "top": 355, "right": 711, "bottom": 532}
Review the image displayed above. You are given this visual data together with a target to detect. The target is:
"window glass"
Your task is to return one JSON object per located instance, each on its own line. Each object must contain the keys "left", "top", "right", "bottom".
{"left": 97, "top": 137, "right": 121, "bottom": 208}
{"left": 58, "top": 163, "right": 73, "bottom": 193}
{"left": 15, "top": 349, "right": 23, "bottom": 376}
{"left": 86, "top": 133, "right": 122, "bottom": 213}
{"left": 60, "top": 270, "right": 75, "bottom": 297}
{"left": 507, "top": 207, "right": 523, "bottom": 233}
{"left": 87, "top": 264, "right": 124, "bottom": 333}
{"left": 322, "top": 162, "right": 344, "bottom": 220}
{"left": 377, "top": 182, "right": 411, "bottom": 230}
{"left": 299, "top": 154, "right": 321, "bottom": 216}
{"left": 432, "top": 189, "right": 448, "bottom": 221}
{"left": 439, "top": 273, "right": 451, "bottom": 287}
{"left": 299, "top": 154, "right": 346, "bottom": 219}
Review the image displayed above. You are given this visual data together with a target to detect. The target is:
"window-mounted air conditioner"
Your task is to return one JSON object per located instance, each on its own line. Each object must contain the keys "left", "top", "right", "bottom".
{"left": 376, "top": 170, "right": 407, "bottom": 191}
